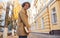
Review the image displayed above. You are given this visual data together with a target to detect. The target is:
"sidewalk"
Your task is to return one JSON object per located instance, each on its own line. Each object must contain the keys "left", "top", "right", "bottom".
{"left": 0, "top": 32, "right": 3, "bottom": 38}
{"left": 0, "top": 32, "right": 60, "bottom": 38}
{"left": 8, "top": 36, "right": 18, "bottom": 38}
{"left": 28, "top": 32, "right": 60, "bottom": 38}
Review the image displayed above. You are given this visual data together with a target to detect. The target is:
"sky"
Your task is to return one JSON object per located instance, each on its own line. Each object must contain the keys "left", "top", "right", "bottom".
{"left": 19, "top": 0, "right": 32, "bottom": 4}
{"left": 0, "top": 0, "right": 32, "bottom": 4}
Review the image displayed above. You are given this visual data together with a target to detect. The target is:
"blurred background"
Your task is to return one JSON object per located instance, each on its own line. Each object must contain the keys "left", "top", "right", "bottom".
{"left": 0, "top": 0, "right": 60, "bottom": 38}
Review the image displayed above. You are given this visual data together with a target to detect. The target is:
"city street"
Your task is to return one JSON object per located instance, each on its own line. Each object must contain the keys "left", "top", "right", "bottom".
{"left": 0, "top": 32, "right": 60, "bottom": 38}
{"left": 0, "top": 0, "right": 60, "bottom": 38}
{"left": 3, "top": 32, "right": 60, "bottom": 38}
{"left": 28, "top": 32, "right": 60, "bottom": 38}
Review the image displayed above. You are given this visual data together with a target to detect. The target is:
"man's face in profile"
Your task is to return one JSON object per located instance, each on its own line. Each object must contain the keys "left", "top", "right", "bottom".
{"left": 24, "top": 3, "right": 30, "bottom": 10}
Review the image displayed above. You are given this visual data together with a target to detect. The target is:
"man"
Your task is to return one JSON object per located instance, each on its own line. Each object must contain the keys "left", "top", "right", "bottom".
{"left": 17, "top": 2, "right": 31, "bottom": 38}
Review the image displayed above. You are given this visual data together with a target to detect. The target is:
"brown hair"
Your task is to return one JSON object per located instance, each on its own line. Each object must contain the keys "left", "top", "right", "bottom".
{"left": 22, "top": 2, "right": 30, "bottom": 8}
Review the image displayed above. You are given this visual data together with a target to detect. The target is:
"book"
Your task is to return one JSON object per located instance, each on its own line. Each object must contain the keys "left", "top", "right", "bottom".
{"left": 24, "top": 27, "right": 29, "bottom": 33}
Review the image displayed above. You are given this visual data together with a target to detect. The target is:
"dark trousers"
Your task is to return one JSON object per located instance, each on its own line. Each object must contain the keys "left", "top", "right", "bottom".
{"left": 19, "top": 36, "right": 27, "bottom": 38}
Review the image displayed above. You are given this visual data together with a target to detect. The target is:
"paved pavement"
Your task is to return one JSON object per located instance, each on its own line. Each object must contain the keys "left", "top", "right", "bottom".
{"left": 0, "top": 32, "right": 3, "bottom": 38}
{"left": 0, "top": 32, "right": 60, "bottom": 38}
{"left": 28, "top": 32, "right": 60, "bottom": 38}
{"left": 8, "top": 36, "right": 18, "bottom": 38}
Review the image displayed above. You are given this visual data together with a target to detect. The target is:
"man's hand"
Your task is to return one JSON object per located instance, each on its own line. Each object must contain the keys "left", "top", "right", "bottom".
{"left": 28, "top": 29, "right": 31, "bottom": 33}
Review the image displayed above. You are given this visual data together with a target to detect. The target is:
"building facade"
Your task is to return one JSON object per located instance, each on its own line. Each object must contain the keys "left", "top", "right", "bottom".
{"left": 31, "top": 0, "right": 60, "bottom": 34}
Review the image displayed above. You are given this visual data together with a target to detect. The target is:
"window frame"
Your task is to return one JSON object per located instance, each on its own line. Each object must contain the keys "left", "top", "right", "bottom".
{"left": 41, "top": 17, "right": 44, "bottom": 29}
{"left": 51, "top": 7, "right": 57, "bottom": 25}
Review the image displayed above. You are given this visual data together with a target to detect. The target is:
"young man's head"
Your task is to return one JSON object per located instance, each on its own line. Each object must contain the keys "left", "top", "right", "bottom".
{"left": 22, "top": 2, "right": 30, "bottom": 10}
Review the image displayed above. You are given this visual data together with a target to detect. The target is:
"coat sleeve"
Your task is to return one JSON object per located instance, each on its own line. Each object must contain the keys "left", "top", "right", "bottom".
{"left": 19, "top": 11, "right": 31, "bottom": 29}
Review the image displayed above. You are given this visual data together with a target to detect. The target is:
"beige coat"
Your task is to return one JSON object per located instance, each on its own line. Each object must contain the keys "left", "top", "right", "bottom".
{"left": 17, "top": 8, "right": 30, "bottom": 36}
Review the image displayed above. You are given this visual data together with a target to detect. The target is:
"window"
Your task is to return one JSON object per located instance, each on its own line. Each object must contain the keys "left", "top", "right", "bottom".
{"left": 35, "top": 21, "right": 38, "bottom": 28}
{"left": 43, "top": 0, "right": 46, "bottom": 3}
{"left": 51, "top": 8, "right": 57, "bottom": 24}
{"left": 43, "top": 0, "right": 46, "bottom": 6}
{"left": 41, "top": 17, "right": 44, "bottom": 29}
